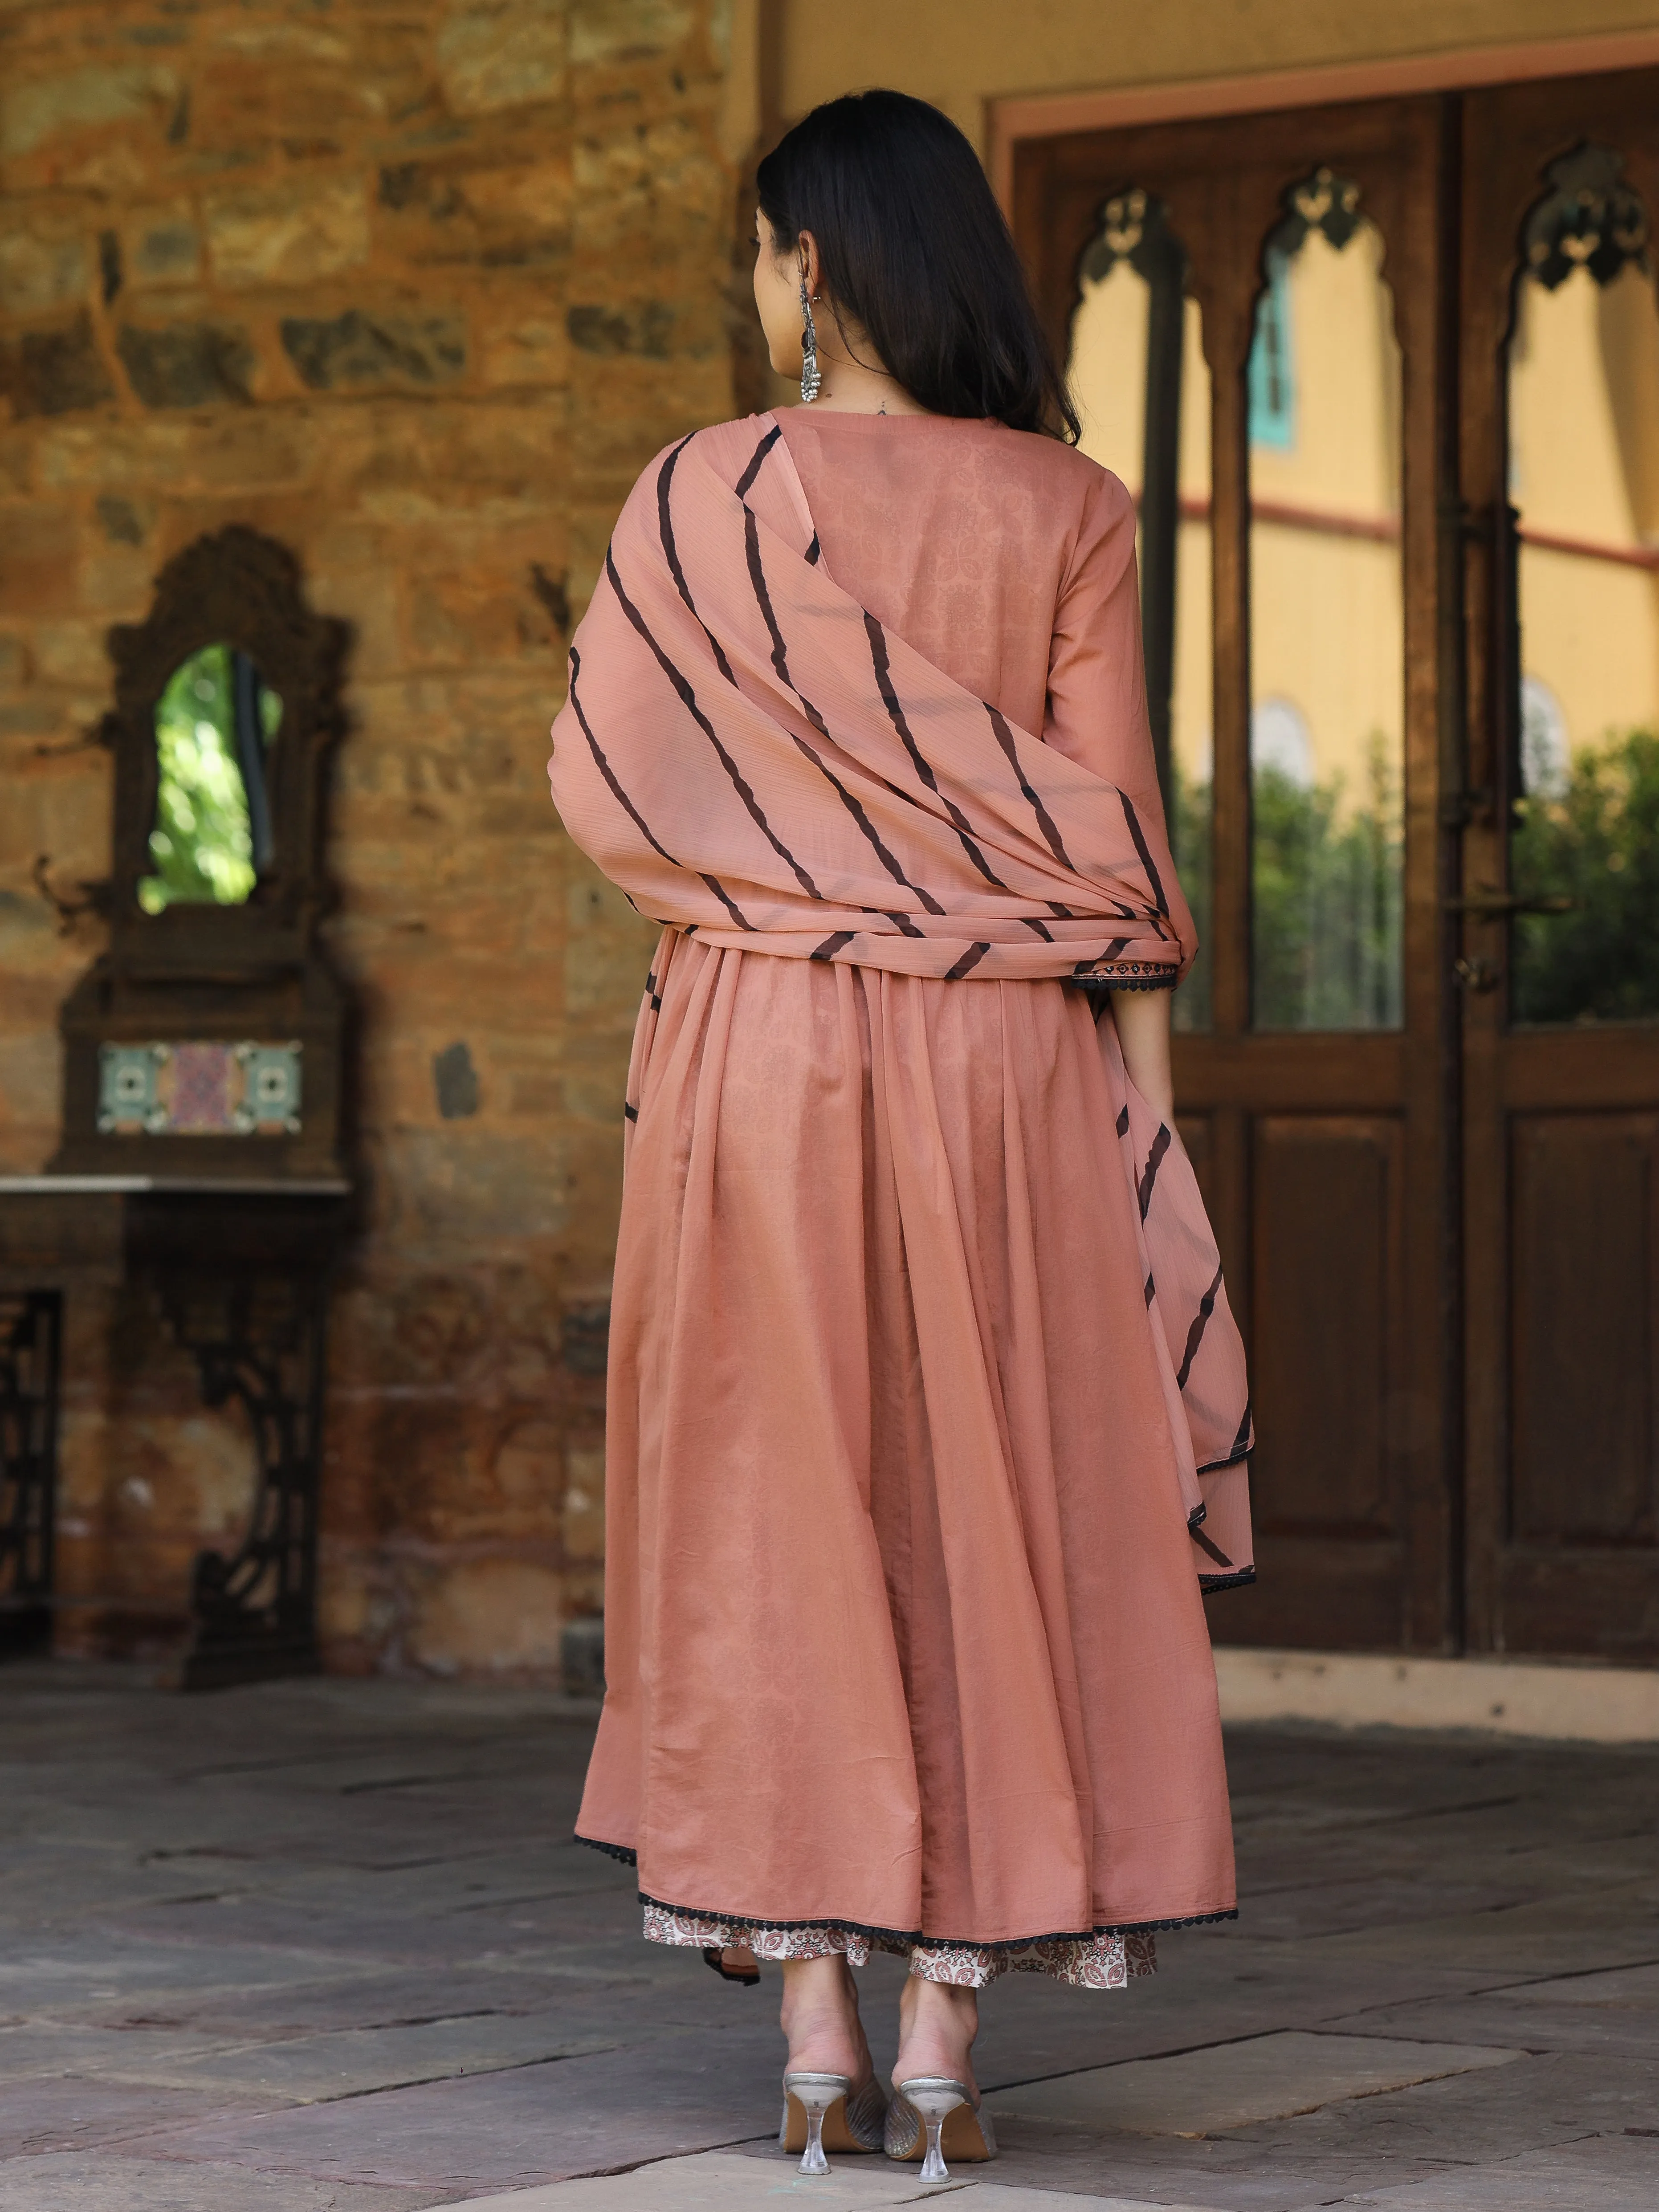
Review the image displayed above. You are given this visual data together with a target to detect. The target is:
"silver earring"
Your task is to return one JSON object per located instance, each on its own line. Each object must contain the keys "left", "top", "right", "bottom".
{"left": 799, "top": 278, "right": 821, "bottom": 403}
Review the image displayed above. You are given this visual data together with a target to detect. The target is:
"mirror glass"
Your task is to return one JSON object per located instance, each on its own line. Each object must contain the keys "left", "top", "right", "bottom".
{"left": 1070, "top": 189, "right": 1215, "bottom": 1029}
{"left": 1508, "top": 146, "right": 1659, "bottom": 1026}
{"left": 1247, "top": 173, "right": 1405, "bottom": 1031}
{"left": 139, "top": 643, "right": 282, "bottom": 913}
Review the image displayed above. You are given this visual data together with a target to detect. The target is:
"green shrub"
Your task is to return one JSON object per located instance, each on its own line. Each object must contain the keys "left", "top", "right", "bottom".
{"left": 1511, "top": 726, "right": 1659, "bottom": 1025}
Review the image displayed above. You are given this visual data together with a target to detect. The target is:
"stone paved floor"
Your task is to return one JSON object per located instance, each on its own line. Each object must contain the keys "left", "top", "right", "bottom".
{"left": 1, "top": 1662, "right": 1656, "bottom": 2210}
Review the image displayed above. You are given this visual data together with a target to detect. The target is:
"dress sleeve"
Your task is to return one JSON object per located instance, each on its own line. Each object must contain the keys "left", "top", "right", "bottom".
{"left": 1044, "top": 465, "right": 1195, "bottom": 977}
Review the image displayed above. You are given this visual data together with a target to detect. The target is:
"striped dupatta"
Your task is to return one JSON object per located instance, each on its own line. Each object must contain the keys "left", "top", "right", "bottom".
{"left": 548, "top": 412, "right": 1253, "bottom": 1593}
{"left": 548, "top": 413, "right": 1196, "bottom": 986}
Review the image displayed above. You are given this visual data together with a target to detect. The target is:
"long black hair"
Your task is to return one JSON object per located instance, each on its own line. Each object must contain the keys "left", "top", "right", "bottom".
{"left": 755, "top": 90, "right": 1079, "bottom": 442}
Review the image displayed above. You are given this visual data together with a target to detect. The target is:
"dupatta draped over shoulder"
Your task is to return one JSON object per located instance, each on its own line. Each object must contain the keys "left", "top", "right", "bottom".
{"left": 549, "top": 415, "right": 1254, "bottom": 1593}
{"left": 550, "top": 413, "right": 1194, "bottom": 989}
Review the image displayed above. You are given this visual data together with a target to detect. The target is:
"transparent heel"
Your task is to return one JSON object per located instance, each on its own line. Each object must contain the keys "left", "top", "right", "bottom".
{"left": 896, "top": 2077, "right": 969, "bottom": 2183}
{"left": 781, "top": 2072, "right": 851, "bottom": 2176}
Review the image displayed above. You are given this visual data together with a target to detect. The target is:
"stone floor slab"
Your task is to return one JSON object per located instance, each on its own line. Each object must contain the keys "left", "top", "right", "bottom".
{"left": 1502, "top": 1959, "right": 1659, "bottom": 2006}
{"left": 0, "top": 2076, "right": 281, "bottom": 2160}
{"left": 983, "top": 2033, "right": 1524, "bottom": 2137}
{"left": 0, "top": 2152, "right": 448, "bottom": 2212}
{"left": 88, "top": 2012, "right": 629, "bottom": 2101}
{"left": 133, "top": 2037, "right": 781, "bottom": 2195}
{"left": 1333, "top": 2128, "right": 1659, "bottom": 2209}
{"left": 445, "top": 2147, "right": 1207, "bottom": 2207}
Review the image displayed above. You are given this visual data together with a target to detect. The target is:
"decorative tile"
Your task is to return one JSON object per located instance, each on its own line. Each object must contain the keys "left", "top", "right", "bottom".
{"left": 97, "top": 1043, "right": 302, "bottom": 1137}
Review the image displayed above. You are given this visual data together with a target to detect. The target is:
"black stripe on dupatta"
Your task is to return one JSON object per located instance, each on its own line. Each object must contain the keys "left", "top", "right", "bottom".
{"left": 1175, "top": 1261, "right": 1226, "bottom": 1390}
{"left": 1190, "top": 1523, "right": 1235, "bottom": 1569}
{"left": 864, "top": 612, "right": 1012, "bottom": 893}
{"left": 811, "top": 930, "right": 855, "bottom": 961}
{"left": 1117, "top": 788, "right": 1172, "bottom": 924}
{"left": 741, "top": 508, "right": 946, "bottom": 926}
{"left": 1137, "top": 1124, "right": 1172, "bottom": 1220}
{"left": 657, "top": 438, "right": 740, "bottom": 687}
{"left": 604, "top": 547, "right": 824, "bottom": 904}
{"left": 568, "top": 648, "right": 754, "bottom": 933}
{"left": 567, "top": 651, "right": 679, "bottom": 867}
{"left": 943, "top": 942, "right": 991, "bottom": 979}
{"left": 986, "top": 704, "right": 1077, "bottom": 872}
{"left": 734, "top": 422, "right": 781, "bottom": 498}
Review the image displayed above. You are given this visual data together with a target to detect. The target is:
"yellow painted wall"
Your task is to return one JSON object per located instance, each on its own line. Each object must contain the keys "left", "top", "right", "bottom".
{"left": 1512, "top": 264, "right": 1659, "bottom": 766}
{"left": 777, "top": 0, "right": 1659, "bottom": 152}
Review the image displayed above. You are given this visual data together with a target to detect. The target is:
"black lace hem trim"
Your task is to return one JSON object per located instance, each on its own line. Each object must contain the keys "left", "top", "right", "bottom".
{"left": 576, "top": 1834, "right": 639, "bottom": 1867}
{"left": 572, "top": 1837, "right": 1237, "bottom": 1951}
{"left": 1199, "top": 1566, "right": 1257, "bottom": 1594}
{"left": 1196, "top": 1445, "right": 1254, "bottom": 1476}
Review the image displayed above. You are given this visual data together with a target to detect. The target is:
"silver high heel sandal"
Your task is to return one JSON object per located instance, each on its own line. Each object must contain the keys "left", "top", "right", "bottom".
{"left": 780, "top": 2070, "right": 889, "bottom": 2174}
{"left": 885, "top": 2075, "right": 998, "bottom": 2183}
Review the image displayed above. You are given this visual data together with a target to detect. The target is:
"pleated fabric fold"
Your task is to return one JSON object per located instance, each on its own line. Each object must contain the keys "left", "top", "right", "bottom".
{"left": 577, "top": 929, "right": 1243, "bottom": 1947}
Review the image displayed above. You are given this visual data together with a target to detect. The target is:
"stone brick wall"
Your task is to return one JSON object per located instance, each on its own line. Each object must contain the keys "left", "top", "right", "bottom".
{"left": 0, "top": 0, "right": 743, "bottom": 1671}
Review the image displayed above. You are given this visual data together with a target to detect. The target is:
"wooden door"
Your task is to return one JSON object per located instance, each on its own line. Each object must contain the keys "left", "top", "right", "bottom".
{"left": 1016, "top": 98, "right": 1460, "bottom": 1652}
{"left": 1460, "top": 72, "right": 1659, "bottom": 1660}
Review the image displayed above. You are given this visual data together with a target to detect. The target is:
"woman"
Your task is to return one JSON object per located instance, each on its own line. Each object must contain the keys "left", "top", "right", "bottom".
{"left": 548, "top": 89, "right": 1253, "bottom": 2182}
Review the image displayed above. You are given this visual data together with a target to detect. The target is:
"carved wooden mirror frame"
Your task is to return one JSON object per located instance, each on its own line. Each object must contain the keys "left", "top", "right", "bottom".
{"left": 100, "top": 526, "right": 350, "bottom": 977}
{"left": 50, "top": 527, "right": 353, "bottom": 1180}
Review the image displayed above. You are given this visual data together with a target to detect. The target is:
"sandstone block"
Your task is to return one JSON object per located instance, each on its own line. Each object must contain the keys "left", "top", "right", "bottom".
{"left": 0, "top": 502, "right": 78, "bottom": 612}
{"left": 494, "top": 1417, "right": 567, "bottom": 1532}
{"left": 566, "top": 299, "right": 675, "bottom": 358}
{"left": 408, "top": 1557, "right": 567, "bottom": 1674}
{"left": 281, "top": 308, "right": 467, "bottom": 391}
{"left": 0, "top": 311, "right": 115, "bottom": 419}
{"left": 0, "top": 228, "right": 89, "bottom": 318}
{"left": 438, "top": 1, "right": 568, "bottom": 116}
{"left": 380, "top": 1125, "right": 569, "bottom": 1247}
{"left": 569, "top": 1, "right": 695, "bottom": 67}
{"left": 305, "top": 562, "right": 401, "bottom": 678}
{"left": 207, "top": 179, "right": 371, "bottom": 288}
{"left": 0, "top": 65, "right": 180, "bottom": 161}
{"left": 561, "top": 1037, "right": 636, "bottom": 1129}
{"left": 116, "top": 320, "right": 256, "bottom": 408}
{"left": 477, "top": 309, "right": 570, "bottom": 390}
{"left": 94, "top": 493, "right": 151, "bottom": 545}
{"left": 123, "top": 212, "right": 203, "bottom": 289}
{"left": 459, "top": 156, "right": 575, "bottom": 235}
{"left": 564, "top": 863, "right": 657, "bottom": 1013}
{"left": 28, "top": 619, "right": 106, "bottom": 686}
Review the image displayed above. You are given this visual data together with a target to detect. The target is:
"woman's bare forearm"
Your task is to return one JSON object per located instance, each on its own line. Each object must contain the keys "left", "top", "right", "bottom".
{"left": 1111, "top": 987, "right": 1174, "bottom": 1125}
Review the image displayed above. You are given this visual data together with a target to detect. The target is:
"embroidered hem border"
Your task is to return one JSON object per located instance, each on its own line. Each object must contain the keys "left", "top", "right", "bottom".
{"left": 573, "top": 1835, "right": 1237, "bottom": 1952}
{"left": 643, "top": 1902, "right": 1159, "bottom": 1989}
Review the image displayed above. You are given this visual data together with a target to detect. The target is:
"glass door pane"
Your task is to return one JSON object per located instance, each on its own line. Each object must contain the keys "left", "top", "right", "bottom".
{"left": 1071, "top": 189, "right": 1215, "bottom": 1031}
{"left": 1508, "top": 147, "right": 1659, "bottom": 1026}
{"left": 1247, "top": 171, "right": 1405, "bottom": 1030}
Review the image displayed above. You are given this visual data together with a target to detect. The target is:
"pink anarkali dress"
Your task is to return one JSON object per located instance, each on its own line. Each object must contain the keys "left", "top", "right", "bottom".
{"left": 549, "top": 408, "right": 1253, "bottom": 1991}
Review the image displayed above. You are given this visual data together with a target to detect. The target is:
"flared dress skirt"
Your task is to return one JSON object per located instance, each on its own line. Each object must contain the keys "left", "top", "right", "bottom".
{"left": 576, "top": 923, "right": 1238, "bottom": 1956}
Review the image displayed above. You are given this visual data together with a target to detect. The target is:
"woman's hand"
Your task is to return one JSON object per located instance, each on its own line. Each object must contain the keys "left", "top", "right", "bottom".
{"left": 1110, "top": 987, "right": 1174, "bottom": 1127}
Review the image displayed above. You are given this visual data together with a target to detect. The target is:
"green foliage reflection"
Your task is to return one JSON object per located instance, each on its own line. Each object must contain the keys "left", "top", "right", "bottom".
{"left": 1251, "top": 737, "right": 1402, "bottom": 1031}
{"left": 1511, "top": 727, "right": 1659, "bottom": 1025}
{"left": 138, "top": 644, "right": 280, "bottom": 913}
